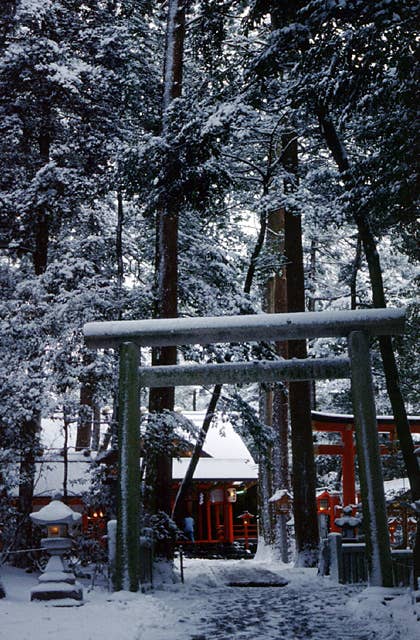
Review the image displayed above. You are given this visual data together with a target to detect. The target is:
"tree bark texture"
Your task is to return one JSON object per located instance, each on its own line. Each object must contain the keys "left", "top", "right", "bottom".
{"left": 283, "top": 132, "right": 319, "bottom": 565}
{"left": 15, "top": 97, "right": 51, "bottom": 564}
{"left": 264, "top": 208, "right": 290, "bottom": 561}
{"left": 75, "top": 388, "right": 93, "bottom": 451}
{"left": 33, "top": 98, "right": 51, "bottom": 276}
{"left": 148, "top": 0, "right": 187, "bottom": 519}
{"left": 116, "top": 188, "right": 124, "bottom": 299}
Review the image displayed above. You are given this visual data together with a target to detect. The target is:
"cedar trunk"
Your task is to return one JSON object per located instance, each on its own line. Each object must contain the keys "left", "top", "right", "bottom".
{"left": 148, "top": 0, "right": 186, "bottom": 518}
{"left": 264, "top": 208, "right": 290, "bottom": 561}
{"left": 15, "top": 99, "right": 51, "bottom": 564}
{"left": 283, "top": 133, "right": 319, "bottom": 565}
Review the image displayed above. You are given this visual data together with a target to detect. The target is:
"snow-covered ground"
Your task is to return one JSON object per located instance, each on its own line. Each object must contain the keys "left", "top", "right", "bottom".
{"left": 1, "top": 556, "right": 418, "bottom": 640}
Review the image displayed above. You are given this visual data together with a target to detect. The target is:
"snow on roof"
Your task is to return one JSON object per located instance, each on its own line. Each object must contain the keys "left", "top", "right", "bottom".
{"left": 181, "top": 411, "right": 254, "bottom": 459}
{"left": 173, "top": 457, "right": 258, "bottom": 481}
{"left": 40, "top": 411, "right": 255, "bottom": 461}
{"left": 10, "top": 453, "right": 92, "bottom": 498}
{"left": 384, "top": 477, "right": 410, "bottom": 497}
{"left": 19, "top": 409, "right": 257, "bottom": 499}
{"left": 268, "top": 489, "right": 292, "bottom": 503}
{"left": 10, "top": 450, "right": 257, "bottom": 498}
{"left": 30, "top": 499, "right": 82, "bottom": 524}
{"left": 311, "top": 410, "right": 420, "bottom": 425}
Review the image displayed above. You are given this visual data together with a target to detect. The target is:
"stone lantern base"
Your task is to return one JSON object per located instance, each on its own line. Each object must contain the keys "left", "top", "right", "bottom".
{"left": 31, "top": 582, "right": 83, "bottom": 602}
{"left": 30, "top": 539, "right": 83, "bottom": 603}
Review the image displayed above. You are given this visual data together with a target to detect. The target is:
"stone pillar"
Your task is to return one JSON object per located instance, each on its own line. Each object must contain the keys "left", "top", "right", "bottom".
{"left": 115, "top": 342, "right": 141, "bottom": 592}
{"left": 348, "top": 330, "right": 393, "bottom": 587}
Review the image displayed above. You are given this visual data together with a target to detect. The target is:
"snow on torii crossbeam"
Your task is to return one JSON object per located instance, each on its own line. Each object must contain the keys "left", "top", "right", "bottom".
{"left": 84, "top": 307, "right": 405, "bottom": 348}
{"left": 137, "top": 358, "right": 351, "bottom": 387}
{"left": 83, "top": 307, "right": 406, "bottom": 592}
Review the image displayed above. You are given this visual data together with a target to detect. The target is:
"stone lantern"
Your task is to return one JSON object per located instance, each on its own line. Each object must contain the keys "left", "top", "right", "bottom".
{"left": 29, "top": 494, "right": 83, "bottom": 603}
{"left": 334, "top": 505, "right": 362, "bottom": 540}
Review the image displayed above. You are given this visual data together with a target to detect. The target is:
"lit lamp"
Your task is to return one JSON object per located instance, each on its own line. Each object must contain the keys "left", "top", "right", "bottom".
{"left": 319, "top": 499, "right": 329, "bottom": 512}
{"left": 29, "top": 493, "right": 83, "bottom": 603}
{"left": 226, "top": 488, "right": 237, "bottom": 503}
{"left": 237, "top": 511, "right": 254, "bottom": 550}
{"left": 48, "top": 524, "right": 67, "bottom": 538}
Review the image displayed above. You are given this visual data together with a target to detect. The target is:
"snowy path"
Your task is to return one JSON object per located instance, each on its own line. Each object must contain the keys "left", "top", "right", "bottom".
{"left": 1, "top": 559, "right": 418, "bottom": 640}
{"left": 156, "top": 560, "right": 400, "bottom": 640}
{"left": 181, "top": 580, "right": 378, "bottom": 640}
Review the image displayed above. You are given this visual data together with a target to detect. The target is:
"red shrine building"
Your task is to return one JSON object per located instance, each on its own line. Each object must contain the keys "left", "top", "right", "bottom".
{"left": 22, "top": 410, "right": 420, "bottom": 550}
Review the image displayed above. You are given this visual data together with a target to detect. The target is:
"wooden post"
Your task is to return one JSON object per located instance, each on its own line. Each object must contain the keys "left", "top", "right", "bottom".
{"left": 348, "top": 331, "right": 393, "bottom": 587}
{"left": 342, "top": 426, "right": 356, "bottom": 506}
{"left": 198, "top": 500, "right": 203, "bottom": 541}
{"left": 115, "top": 342, "right": 141, "bottom": 592}
{"left": 215, "top": 502, "right": 221, "bottom": 539}
{"left": 206, "top": 496, "right": 212, "bottom": 542}
{"left": 227, "top": 501, "right": 234, "bottom": 544}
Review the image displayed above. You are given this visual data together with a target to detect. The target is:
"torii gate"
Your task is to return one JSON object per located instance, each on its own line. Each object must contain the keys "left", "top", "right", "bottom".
{"left": 84, "top": 307, "right": 406, "bottom": 590}
{"left": 312, "top": 411, "right": 420, "bottom": 507}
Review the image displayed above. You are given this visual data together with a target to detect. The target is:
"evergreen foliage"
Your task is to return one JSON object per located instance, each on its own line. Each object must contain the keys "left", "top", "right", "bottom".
{"left": 0, "top": 0, "right": 417, "bottom": 566}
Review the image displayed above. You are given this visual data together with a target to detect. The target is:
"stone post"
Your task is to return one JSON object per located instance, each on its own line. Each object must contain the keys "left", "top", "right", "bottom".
{"left": 348, "top": 330, "right": 393, "bottom": 587}
{"left": 115, "top": 342, "right": 141, "bottom": 591}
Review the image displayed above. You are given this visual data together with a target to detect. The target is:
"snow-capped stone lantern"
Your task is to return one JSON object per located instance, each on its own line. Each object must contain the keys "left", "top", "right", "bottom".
{"left": 334, "top": 505, "right": 362, "bottom": 540}
{"left": 29, "top": 493, "right": 83, "bottom": 603}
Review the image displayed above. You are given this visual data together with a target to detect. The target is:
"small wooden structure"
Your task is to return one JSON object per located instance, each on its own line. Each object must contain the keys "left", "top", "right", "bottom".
{"left": 316, "top": 490, "right": 342, "bottom": 535}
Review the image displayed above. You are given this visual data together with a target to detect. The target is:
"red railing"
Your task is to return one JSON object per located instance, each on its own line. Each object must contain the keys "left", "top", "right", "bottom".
{"left": 233, "top": 524, "right": 258, "bottom": 539}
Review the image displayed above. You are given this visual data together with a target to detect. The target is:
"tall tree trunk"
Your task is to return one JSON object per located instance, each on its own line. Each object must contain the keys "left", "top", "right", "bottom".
{"left": 14, "top": 416, "right": 40, "bottom": 567}
{"left": 33, "top": 99, "right": 50, "bottom": 276}
{"left": 350, "top": 234, "right": 362, "bottom": 310}
{"left": 75, "top": 353, "right": 94, "bottom": 451}
{"left": 283, "top": 131, "right": 319, "bottom": 566}
{"left": 15, "top": 98, "right": 51, "bottom": 565}
{"left": 317, "top": 103, "right": 420, "bottom": 583}
{"left": 308, "top": 239, "right": 317, "bottom": 408}
{"left": 62, "top": 405, "right": 72, "bottom": 501}
{"left": 261, "top": 208, "right": 290, "bottom": 561}
{"left": 147, "top": 0, "right": 187, "bottom": 519}
{"left": 116, "top": 187, "right": 124, "bottom": 300}
{"left": 91, "top": 403, "right": 101, "bottom": 452}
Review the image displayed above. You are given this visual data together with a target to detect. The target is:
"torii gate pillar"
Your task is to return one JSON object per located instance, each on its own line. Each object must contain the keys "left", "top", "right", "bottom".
{"left": 348, "top": 331, "right": 393, "bottom": 587}
{"left": 115, "top": 342, "right": 141, "bottom": 592}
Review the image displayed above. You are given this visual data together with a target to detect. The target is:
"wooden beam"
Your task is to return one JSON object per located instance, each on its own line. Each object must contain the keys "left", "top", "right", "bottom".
{"left": 84, "top": 308, "right": 406, "bottom": 349}
{"left": 138, "top": 357, "right": 351, "bottom": 388}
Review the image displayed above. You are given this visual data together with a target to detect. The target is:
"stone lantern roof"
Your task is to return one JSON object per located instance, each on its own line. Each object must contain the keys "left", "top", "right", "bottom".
{"left": 30, "top": 493, "right": 82, "bottom": 526}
